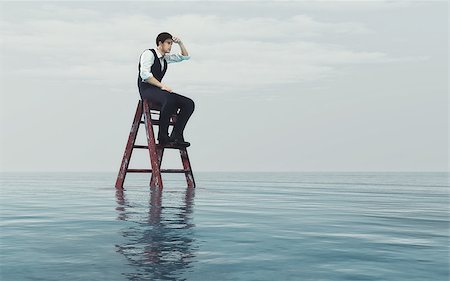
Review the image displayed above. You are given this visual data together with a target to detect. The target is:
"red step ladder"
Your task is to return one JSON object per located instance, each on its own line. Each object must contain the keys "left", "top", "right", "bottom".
{"left": 115, "top": 100, "right": 195, "bottom": 189}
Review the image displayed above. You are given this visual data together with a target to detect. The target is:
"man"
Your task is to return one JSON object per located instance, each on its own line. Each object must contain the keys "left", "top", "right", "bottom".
{"left": 138, "top": 32, "right": 194, "bottom": 147}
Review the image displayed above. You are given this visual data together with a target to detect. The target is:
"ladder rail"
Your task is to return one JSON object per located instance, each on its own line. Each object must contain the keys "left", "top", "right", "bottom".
{"left": 115, "top": 101, "right": 143, "bottom": 189}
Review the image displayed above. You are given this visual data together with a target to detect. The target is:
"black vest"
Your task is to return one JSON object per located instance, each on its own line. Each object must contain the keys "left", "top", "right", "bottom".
{"left": 137, "top": 49, "right": 167, "bottom": 92}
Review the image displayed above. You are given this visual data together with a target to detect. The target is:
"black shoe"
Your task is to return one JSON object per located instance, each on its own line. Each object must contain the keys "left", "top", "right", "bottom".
{"left": 169, "top": 134, "right": 190, "bottom": 147}
{"left": 173, "top": 139, "right": 191, "bottom": 147}
{"left": 157, "top": 134, "right": 172, "bottom": 146}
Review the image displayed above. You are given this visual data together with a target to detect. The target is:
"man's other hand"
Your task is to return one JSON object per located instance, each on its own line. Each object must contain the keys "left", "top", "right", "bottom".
{"left": 161, "top": 84, "right": 173, "bottom": 93}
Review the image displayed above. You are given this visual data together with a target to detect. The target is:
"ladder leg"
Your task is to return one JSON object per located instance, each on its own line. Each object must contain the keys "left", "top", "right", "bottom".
{"left": 179, "top": 148, "right": 196, "bottom": 188}
{"left": 115, "top": 101, "right": 143, "bottom": 189}
{"left": 150, "top": 147, "right": 164, "bottom": 187}
{"left": 143, "top": 100, "right": 163, "bottom": 189}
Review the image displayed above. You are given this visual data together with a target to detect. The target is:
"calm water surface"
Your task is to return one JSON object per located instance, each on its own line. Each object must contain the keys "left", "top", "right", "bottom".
{"left": 1, "top": 172, "right": 448, "bottom": 281}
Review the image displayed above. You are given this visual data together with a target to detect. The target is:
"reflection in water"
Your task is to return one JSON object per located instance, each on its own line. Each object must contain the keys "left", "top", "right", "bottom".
{"left": 115, "top": 187, "right": 196, "bottom": 281}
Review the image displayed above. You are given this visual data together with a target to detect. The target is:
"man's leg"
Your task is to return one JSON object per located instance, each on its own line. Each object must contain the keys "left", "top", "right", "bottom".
{"left": 170, "top": 93, "right": 195, "bottom": 141}
{"left": 140, "top": 87, "right": 177, "bottom": 143}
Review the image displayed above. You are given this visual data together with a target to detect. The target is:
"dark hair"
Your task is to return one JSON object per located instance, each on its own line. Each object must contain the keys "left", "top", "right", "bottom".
{"left": 156, "top": 32, "right": 173, "bottom": 46}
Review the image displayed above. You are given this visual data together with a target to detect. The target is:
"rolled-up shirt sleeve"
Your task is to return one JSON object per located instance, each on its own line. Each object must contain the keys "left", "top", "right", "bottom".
{"left": 165, "top": 53, "right": 190, "bottom": 64}
{"left": 140, "top": 50, "right": 154, "bottom": 81}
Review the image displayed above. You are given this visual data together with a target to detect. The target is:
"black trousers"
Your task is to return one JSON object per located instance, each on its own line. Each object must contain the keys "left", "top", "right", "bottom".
{"left": 139, "top": 86, "right": 195, "bottom": 139}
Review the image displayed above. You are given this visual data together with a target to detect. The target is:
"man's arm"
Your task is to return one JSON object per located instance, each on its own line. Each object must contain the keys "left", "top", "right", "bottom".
{"left": 173, "top": 36, "right": 188, "bottom": 56}
{"left": 147, "top": 76, "right": 172, "bottom": 92}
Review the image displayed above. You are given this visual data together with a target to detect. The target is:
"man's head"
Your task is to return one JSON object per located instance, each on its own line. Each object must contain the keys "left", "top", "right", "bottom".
{"left": 156, "top": 32, "right": 173, "bottom": 54}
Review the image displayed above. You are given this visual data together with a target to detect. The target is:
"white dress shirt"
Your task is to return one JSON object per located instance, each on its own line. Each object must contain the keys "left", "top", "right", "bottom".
{"left": 139, "top": 49, "right": 190, "bottom": 82}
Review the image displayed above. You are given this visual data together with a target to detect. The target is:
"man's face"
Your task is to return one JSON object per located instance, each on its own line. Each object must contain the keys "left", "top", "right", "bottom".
{"left": 159, "top": 39, "right": 173, "bottom": 53}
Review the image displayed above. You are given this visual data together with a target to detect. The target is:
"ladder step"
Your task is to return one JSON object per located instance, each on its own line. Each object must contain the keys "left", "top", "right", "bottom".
{"left": 127, "top": 169, "right": 152, "bottom": 173}
{"left": 156, "top": 143, "right": 189, "bottom": 149}
{"left": 139, "top": 120, "right": 158, "bottom": 124}
{"left": 139, "top": 120, "right": 175, "bottom": 125}
{"left": 133, "top": 144, "right": 188, "bottom": 149}
{"left": 133, "top": 145, "right": 148, "bottom": 149}
{"left": 127, "top": 168, "right": 190, "bottom": 173}
{"left": 161, "top": 169, "right": 191, "bottom": 173}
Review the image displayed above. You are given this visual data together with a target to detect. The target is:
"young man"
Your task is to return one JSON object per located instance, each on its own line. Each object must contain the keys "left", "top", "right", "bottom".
{"left": 138, "top": 32, "right": 194, "bottom": 147}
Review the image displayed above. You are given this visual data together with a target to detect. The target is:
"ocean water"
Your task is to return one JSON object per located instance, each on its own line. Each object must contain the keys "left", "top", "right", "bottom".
{"left": 0, "top": 172, "right": 448, "bottom": 281}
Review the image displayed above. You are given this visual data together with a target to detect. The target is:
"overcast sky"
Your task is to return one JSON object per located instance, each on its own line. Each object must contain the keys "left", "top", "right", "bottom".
{"left": 0, "top": 1, "right": 448, "bottom": 172}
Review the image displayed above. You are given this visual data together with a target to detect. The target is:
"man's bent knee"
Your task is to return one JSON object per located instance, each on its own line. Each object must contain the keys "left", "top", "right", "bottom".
{"left": 183, "top": 97, "right": 194, "bottom": 112}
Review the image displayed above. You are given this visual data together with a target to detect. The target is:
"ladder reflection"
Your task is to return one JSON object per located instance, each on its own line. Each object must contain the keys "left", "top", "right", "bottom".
{"left": 115, "top": 187, "right": 197, "bottom": 280}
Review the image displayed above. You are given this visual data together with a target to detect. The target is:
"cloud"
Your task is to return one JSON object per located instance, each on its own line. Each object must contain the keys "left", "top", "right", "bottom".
{"left": 0, "top": 1, "right": 446, "bottom": 172}
{"left": 275, "top": 0, "right": 429, "bottom": 10}
{"left": 167, "top": 14, "right": 371, "bottom": 41}
{"left": 0, "top": 4, "right": 428, "bottom": 93}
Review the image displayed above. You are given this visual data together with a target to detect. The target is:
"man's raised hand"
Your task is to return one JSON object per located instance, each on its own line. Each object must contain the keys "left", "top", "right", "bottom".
{"left": 172, "top": 36, "right": 182, "bottom": 44}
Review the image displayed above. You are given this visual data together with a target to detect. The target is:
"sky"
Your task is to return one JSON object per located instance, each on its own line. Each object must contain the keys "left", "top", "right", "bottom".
{"left": 0, "top": 0, "right": 448, "bottom": 172}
